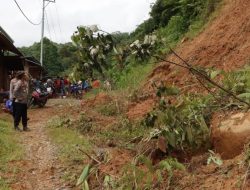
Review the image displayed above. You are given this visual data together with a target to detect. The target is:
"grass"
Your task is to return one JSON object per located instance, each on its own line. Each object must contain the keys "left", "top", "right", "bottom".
{"left": 95, "top": 117, "right": 150, "bottom": 149}
{"left": 0, "top": 179, "right": 9, "bottom": 190}
{"left": 47, "top": 116, "right": 92, "bottom": 162}
{"left": 0, "top": 113, "right": 23, "bottom": 190}
{"left": 115, "top": 63, "right": 154, "bottom": 92}
{"left": 46, "top": 115, "right": 93, "bottom": 184}
{"left": 186, "top": 0, "right": 224, "bottom": 39}
{"left": 96, "top": 102, "right": 118, "bottom": 116}
{"left": 83, "top": 88, "right": 103, "bottom": 100}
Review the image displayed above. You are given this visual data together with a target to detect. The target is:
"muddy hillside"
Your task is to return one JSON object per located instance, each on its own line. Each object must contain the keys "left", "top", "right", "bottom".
{"left": 144, "top": 0, "right": 250, "bottom": 95}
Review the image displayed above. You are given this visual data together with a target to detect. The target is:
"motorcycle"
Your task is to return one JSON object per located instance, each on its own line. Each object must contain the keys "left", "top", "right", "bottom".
{"left": 28, "top": 87, "right": 49, "bottom": 108}
{"left": 70, "top": 83, "right": 83, "bottom": 99}
{"left": 44, "top": 82, "right": 56, "bottom": 98}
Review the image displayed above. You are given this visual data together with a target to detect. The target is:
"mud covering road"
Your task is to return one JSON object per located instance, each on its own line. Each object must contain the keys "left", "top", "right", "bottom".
{"left": 10, "top": 104, "right": 69, "bottom": 190}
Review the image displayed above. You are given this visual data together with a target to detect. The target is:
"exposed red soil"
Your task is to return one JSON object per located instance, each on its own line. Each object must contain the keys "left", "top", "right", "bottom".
{"left": 128, "top": 0, "right": 250, "bottom": 119}
{"left": 127, "top": 0, "right": 250, "bottom": 155}
{"left": 173, "top": 154, "right": 250, "bottom": 190}
{"left": 211, "top": 112, "right": 250, "bottom": 159}
{"left": 121, "top": 1, "right": 250, "bottom": 188}
{"left": 82, "top": 92, "right": 113, "bottom": 107}
{"left": 3, "top": 105, "right": 68, "bottom": 190}
{"left": 98, "top": 148, "right": 134, "bottom": 177}
{"left": 126, "top": 99, "right": 155, "bottom": 120}
{"left": 3, "top": 0, "right": 250, "bottom": 189}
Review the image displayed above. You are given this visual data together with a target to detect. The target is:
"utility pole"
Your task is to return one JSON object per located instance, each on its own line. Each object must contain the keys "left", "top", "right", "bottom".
{"left": 40, "top": 0, "right": 55, "bottom": 67}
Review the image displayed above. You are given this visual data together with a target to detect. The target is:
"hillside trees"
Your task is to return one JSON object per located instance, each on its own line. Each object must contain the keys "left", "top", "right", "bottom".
{"left": 71, "top": 26, "right": 116, "bottom": 79}
{"left": 20, "top": 38, "right": 63, "bottom": 76}
{"left": 58, "top": 42, "right": 78, "bottom": 73}
{"left": 132, "top": 0, "right": 221, "bottom": 39}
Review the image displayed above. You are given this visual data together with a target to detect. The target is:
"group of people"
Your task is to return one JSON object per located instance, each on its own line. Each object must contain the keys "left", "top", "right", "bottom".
{"left": 2, "top": 71, "right": 30, "bottom": 131}
{"left": 45, "top": 77, "right": 101, "bottom": 98}
{"left": 1, "top": 72, "right": 109, "bottom": 132}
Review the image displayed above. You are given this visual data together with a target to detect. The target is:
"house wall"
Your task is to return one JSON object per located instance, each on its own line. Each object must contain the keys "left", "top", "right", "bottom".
{"left": 0, "top": 59, "right": 4, "bottom": 90}
{"left": 29, "top": 69, "right": 41, "bottom": 79}
{"left": 23, "top": 61, "right": 29, "bottom": 74}
{"left": 0, "top": 56, "right": 9, "bottom": 91}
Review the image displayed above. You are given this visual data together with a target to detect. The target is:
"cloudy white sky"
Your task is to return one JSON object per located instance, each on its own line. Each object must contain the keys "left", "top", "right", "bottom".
{"left": 0, "top": 0, "right": 155, "bottom": 47}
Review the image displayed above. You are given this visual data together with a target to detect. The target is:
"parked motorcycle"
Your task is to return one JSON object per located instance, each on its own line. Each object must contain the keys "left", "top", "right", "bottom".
{"left": 28, "top": 87, "right": 49, "bottom": 108}
{"left": 44, "top": 82, "right": 56, "bottom": 98}
{"left": 70, "top": 83, "right": 83, "bottom": 99}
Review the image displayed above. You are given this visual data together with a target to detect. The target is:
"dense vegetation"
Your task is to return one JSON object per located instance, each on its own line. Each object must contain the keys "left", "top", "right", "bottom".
{"left": 132, "top": 0, "right": 220, "bottom": 39}
{"left": 19, "top": 38, "right": 77, "bottom": 76}
{"left": 19, "top": 0, "right": 221, "bottom": 85}
{"left": 13, "top": 1, "right": 250, "bottom": 189}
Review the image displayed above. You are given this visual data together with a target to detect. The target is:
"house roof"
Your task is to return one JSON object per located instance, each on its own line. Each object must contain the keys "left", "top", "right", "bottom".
{"left": 0, "top": 56, "right": 24, "bottom": 70}
{"left": 0, "top": 26, "right": 14, "bottom": 43}
{"left": 25, "top": 56, "right": 43, "bottom": 69}
{"left": 0, "top": 27, "right": 22, "bottom": 56}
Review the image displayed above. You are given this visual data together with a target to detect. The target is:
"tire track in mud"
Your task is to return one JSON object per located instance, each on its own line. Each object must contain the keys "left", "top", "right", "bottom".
{"left": 11, "top": 106, "right": 68, "bottom": 190}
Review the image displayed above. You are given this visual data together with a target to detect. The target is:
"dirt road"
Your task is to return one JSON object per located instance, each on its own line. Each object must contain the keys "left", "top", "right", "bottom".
{"left": 10, "top": 104, "right": 68, "bottom": 190}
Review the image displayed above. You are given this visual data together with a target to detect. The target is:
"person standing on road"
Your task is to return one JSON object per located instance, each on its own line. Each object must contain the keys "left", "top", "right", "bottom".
{"left": 9, "top": 72, "right": 18, "bottom": 117}
{"left": 13, "top": 72, "right": 30, "bottom": 131}
{"left": 60, "top": 77, "right": 65, "bottom": 98}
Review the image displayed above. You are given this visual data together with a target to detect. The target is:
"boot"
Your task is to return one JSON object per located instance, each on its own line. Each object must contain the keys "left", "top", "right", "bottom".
{"left": 23, "top": 126, "right": 31, "bottom": 132}
{"left": 15, "top": 126, "right": 21, "bottom": 131}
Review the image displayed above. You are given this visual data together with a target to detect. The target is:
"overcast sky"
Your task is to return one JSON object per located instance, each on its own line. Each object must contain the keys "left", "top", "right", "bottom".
{"left": 0, "top": 0, "right": 155, "bottom": 47}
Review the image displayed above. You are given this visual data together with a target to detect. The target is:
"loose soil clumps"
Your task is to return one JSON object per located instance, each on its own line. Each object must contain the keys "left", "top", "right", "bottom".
{"left": 212, "top": 112, "right": 250, "bottom": 159}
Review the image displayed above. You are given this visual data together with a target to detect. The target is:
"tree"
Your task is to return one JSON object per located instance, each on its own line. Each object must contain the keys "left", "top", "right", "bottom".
{"left": 19, "top": 38, "right": 63, "bottom": 76}
{"left": 71, "top": 25, "right": 115, "bottom": 78}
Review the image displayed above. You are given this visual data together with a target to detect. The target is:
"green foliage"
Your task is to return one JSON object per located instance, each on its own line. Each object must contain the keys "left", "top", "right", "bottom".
{"left": 218, "top": 66, "right": 250, "bottom": 104}
{"left": 129, "top": 34, "right": 159, "bottom": 61}
{"left": 0, "top": 178, "right": 10, "bottom": 190}
{"left": 71, "top": 25, "right": 115, "bottom": 79}
{"left": 207, "top": 150, "right": 223, "bottom": 166}
{"left": 77, "top": 113, "right": 93, "bottom": 133}
{"left": 47, "top": 116, "right": 91, "bottom": 162}
{"left": 223, "top": 70, "right": 250, "bottom": 94}
{"left": 155, "top": 84, "right": 180, "bottom": 97}
{"left": 103, "top": 175, "right": 116, "bottom": 189}
{"left": 0, "top": 118, "right": 23, "bottom": 163}
{"left": 158, "top": 15, "right": 186, "bottom": 43}
{"left": 96, "top": 102, "right": 118, "bottom": 116}
{"left": 0, "top": 116, "right": 23, "bottom": 189}
{"left": 19, "top": 38, "right": 63, "bottom": 76}
{"left": 132, "top": 0, "right": 221, "bottom": 39}
{"left": 118, "top": 155, "right": 185, "bottom": 189}
{"left": 76, "top": 164, "right": 90, "bottom": 188}
{"left": 143, "top": 90, "right": 212, "bottom": 152}
{"left": 58, "top": 42, "right": 79, "bottom": 73}
{"left": 110, "top": 63, "right": 154, "bottom": 90}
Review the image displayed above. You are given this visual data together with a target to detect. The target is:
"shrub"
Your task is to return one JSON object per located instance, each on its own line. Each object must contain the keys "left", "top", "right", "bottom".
{"left": 143, "top": 90, "right": 213, "bottom": 153}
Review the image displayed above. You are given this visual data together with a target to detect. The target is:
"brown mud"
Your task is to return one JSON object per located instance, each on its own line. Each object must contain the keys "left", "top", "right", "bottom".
{"left": 7, "top": 105, "right": 70, "bottom": 190}
{"left": 128, "top": 0, "right": 250, "bottom": 119}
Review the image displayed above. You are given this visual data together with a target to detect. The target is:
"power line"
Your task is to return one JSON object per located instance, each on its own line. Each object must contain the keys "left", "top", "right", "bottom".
{"left": 55, "top": 4, "right": 66, "bottom": 42}
{"left": 47, "top": 6, "right": 58, "bottom": 42}
{"left": 13, "top": 0, "right": 41, "bottom": 26}
{"left": 45, "top": 10, "right": 52, "bottom": 40}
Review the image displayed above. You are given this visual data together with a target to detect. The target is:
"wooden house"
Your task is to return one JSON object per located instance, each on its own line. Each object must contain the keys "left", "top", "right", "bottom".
{"left": 0, "top": 27, "right": 44, "bottom": 101}
{"left": 0, "top": 27, "right": 24, "bottom": 92}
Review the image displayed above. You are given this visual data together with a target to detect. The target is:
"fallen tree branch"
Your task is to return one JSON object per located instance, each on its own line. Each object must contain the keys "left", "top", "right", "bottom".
{"left": 169, "top": 48, "right": 250, "bottom": 107}
{"left": 152, "top": 49, "right": 250, "bottom": 107}
{"left": 77, "top": 147, "right": 102, "bottom": 164}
